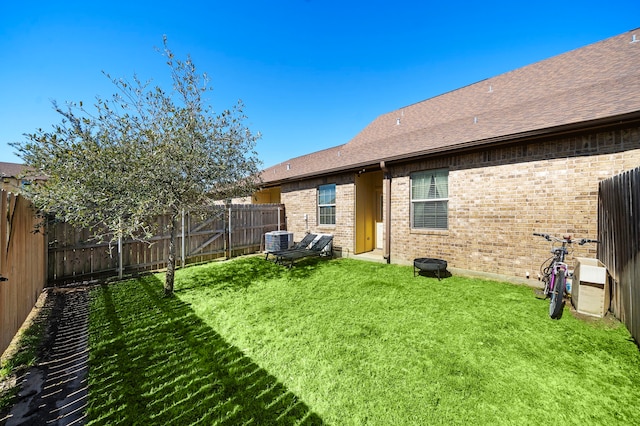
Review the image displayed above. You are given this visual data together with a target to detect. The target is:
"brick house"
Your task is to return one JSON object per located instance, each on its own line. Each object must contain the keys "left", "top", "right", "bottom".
{"left": 256, "top": 29, "right": 640, "bottom": 280}
{"left": 0, "top": 161, "right": 45, "bottom": 194}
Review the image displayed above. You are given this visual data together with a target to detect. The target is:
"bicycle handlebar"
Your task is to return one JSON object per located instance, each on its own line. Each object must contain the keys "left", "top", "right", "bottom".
{"left": 533, "top": 233, "right": 598, "bottom": 245}
{"left": 578, "top": 238, "right": 599, "bottom": 245}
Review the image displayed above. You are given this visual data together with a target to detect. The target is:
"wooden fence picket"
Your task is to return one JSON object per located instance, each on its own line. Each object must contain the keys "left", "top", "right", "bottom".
{"left": 598, "top": 167, "right": 640, "bottom": 343}
{"left": 0, "top": 190, "right": 47, "bottom": 356}
{"left": 46, "top": 204, "right": 286, "bottom": 284}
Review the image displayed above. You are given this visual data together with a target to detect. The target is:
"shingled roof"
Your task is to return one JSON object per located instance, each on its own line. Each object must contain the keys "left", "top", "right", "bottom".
{"left": 261, "top": 29, "right": 640, "bottom": 184}
{"left": 0, "top": 162, "right": 27, "bottom": 179}
{"left": 0, "top": 161, "right": 46, "bottom": 181}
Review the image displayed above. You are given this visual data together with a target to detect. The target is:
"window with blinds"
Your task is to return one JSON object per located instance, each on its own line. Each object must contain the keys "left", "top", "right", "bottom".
{"left": 318, "top": 183, "right": 336, "bottom": 225}
{"left": 411, "top": 169, "right": 448, "bottom": 229}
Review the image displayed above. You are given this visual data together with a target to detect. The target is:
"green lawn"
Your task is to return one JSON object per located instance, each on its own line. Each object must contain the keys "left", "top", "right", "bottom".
{"left": 87, "top": 256, "right": 640, "bottom": 425}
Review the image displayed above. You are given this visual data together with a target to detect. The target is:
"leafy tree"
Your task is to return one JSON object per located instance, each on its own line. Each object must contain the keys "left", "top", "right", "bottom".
{"left": 12, "top": 37, "right": 262, "bottom": 295}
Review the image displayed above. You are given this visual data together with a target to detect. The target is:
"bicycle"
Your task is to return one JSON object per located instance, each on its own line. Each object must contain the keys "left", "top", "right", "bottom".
{"left": 533, "top": 233, "right": 599, "bottom": 319}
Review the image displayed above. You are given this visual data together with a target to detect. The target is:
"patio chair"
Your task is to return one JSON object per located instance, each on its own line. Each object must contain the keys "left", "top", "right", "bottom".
{"left": 277, "top": 234, "right": 334, "bottom": 268}
{"left": 265, "top": 233, "right": 317, "bottom": 261}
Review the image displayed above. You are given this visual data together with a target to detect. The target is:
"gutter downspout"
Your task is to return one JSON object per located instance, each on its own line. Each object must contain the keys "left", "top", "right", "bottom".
{"left": 380, "top": 161, "right": 391, "bottom": 264}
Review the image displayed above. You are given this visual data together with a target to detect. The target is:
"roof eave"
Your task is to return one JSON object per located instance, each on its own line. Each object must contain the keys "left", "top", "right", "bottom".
{"left": 260, "top": 111, "right": 640, "bottom": 187}
{"left": 385, "top": 110, "right": 640, "bottom": 165}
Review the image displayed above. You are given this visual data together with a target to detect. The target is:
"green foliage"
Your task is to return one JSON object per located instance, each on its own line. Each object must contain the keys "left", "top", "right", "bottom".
{"left": 12, "top": 37, "right": 261, "bottom": 293}
{"left": 0, "top": 306, "right": 47, "bottom": 414}
{"left": 0, "top": 323, "right": 41, "bottom": 378}
{"left": 19, "top": 39, "right": 261, "bottom": 228}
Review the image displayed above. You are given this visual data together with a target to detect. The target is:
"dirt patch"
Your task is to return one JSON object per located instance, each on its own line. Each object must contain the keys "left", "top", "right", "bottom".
{"left": 1, "top": 285, "right": 91, "bottom": 426}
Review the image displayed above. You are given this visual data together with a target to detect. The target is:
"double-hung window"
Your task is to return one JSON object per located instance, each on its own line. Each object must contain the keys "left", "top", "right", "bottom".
{"left": 411, "top": 169, "right": 448, "bottom": 229}
{"left": 318, "top": 184, "right": 336, "bottom": 225}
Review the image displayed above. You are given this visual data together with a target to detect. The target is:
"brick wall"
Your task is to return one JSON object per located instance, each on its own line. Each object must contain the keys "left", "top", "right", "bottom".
{"left": 280, "top": 126, "right": 640, "bottom": 279}
{"left": 281, "top": 173, "right": 355, "bottom": 253}
{"left": 390, "top": 127, "right": 640, "bottom": 279}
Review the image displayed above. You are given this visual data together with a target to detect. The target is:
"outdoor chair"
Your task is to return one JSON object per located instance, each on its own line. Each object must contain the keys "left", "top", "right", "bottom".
{"left": 276, "top": 234, "right": 334, "bottom": 268}
{"left": 265, "top": 233, "right": 317, "bottom": 261}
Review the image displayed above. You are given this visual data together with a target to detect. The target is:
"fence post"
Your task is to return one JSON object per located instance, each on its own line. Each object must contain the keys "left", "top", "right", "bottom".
{"left": 223, "top": 207, "right": 227, "bottom": 258}
{"left": 46, "top": 203, "right": 286, "bottom": 283}
{"left": 181, "top": 209, "right": 185, "bottom": 268}
{"left": 0, "top": 191, "right": 5, "bottom": 278}
{"left": 228, "top": 206, "right": 232, "bottom": 258}
{"left": 118, "top": 236, "right": 123, "bottom": 280}
{"left": 277, "top": 207, "right": 281, "bottom": 231}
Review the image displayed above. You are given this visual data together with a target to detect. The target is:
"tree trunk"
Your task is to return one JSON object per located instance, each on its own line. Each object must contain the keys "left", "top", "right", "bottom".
{"left": 164, "top": 211, "right": 178, "bottom": 296}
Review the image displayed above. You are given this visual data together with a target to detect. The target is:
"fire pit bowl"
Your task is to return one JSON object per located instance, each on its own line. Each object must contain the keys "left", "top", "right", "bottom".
{"left": 413, "top": 258, "right": 448, "bottom": 280}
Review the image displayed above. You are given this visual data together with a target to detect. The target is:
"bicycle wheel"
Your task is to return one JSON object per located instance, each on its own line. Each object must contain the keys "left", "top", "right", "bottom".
{"left": 549, "top": 269, "right": 566, "bottom": 319}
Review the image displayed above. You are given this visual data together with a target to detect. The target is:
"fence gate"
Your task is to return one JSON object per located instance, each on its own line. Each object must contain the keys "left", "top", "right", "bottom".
{"left": 47, "top": 204, "right": 286, "bottom": 284}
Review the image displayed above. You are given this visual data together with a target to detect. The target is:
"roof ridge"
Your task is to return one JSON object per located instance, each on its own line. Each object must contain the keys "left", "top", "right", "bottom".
{"left": 261, "top": 29, "right": 640, "bottom": 184}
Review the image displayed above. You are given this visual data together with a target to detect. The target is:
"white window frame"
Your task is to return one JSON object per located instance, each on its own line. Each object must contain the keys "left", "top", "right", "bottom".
{"left": 318, "top": 183, "right": 336, "bottom": 226}
{"left": 410, "top": 169, "right": 449, "bottom": 230}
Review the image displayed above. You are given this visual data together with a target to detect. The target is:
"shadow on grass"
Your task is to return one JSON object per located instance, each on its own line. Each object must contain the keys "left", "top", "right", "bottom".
{"left": 415, "top": 269, "right": 453, "bottom": 280}
{"left": 87, "top": 273, "right": 324, "bottom": 425}
{"left": 174, "top": 256, "right": 330, "bottom": 293}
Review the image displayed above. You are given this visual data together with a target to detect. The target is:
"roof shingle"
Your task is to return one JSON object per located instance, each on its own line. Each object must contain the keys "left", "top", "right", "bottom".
{"left": 0, "top": 161, "right": 46, "bottom": 181}
{"left": 262, "top": 30, "right": 640, "bottom": 184}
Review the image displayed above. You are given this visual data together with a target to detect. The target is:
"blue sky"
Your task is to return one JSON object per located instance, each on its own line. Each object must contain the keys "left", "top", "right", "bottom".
{"left": 1, "top": 1, "right": 638, "bottom": 168}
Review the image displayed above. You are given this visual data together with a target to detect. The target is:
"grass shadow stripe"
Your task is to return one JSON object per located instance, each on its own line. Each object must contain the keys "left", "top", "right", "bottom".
{"left": 86, "top": 274, "right": 325, "bottom": 424}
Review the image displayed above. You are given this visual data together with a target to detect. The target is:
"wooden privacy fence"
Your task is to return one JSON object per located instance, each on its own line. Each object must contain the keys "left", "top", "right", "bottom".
{"left": 48, "top": 204, "right": 286, "bottom": 284}
{"left": 598, "top": 167, "right": 640, "bottom": 343}
{"left": 0, "top": 190, "right": 47, "bottom": 356}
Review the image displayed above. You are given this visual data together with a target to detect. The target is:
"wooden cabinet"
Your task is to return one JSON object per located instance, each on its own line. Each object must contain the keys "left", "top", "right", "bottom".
{"left": 572, "top": 258, "right": 610, "bottom": 317}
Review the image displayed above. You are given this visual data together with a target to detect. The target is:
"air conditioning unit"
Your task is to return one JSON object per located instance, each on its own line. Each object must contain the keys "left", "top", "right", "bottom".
{"left": 265, "top": 231, "right": 293, "bottom": 252}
